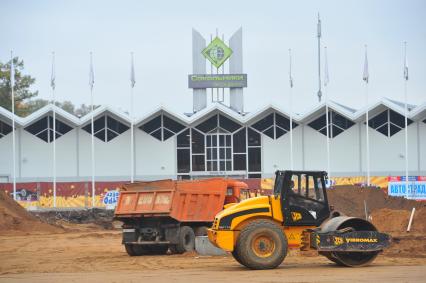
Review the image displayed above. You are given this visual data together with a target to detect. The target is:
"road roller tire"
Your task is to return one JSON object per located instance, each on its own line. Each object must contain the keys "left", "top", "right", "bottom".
{"left": 174, "top": 226, "right": 195, "bottom": 254}
{"left": 320, "top": 252, "right": 345, "bottom": 266}
{"left": 231, "top": 247, "right": 244, "bottom": 265}
{"left": 125, "top": 244, "right": 149, "bottom": 256}
{"left": 320, "top": 216, "right": 380, "bottom": 267}
{"left": 236, "top": 220, "right": 287, "bottom": 270}
{"left": 330, "top": 251, "right": 379, "bottom": 267}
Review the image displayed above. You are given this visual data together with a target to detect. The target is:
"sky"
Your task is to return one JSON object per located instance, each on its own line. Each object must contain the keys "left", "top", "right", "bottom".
{"left": 1, "top": 0, "right": 425, "bottom": 117}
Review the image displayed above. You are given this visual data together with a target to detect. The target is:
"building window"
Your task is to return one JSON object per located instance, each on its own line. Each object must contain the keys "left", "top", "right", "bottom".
{"left": 368, "top": 109, "right": 413, "bottom": 137}
{"left": 82, "top": 115, "right": 129, "bottom": 142}
{"left": 0, "top": 120, "right": 12, "bottom": 139}
{"left": 192, "top": 155, "right": 205, "bottom": 171}
{"left": 248, "top": 148, "right": 261, "bottom": 172}
{"left": 308, "top": 111, "right": 354, "bottom": 138}
{"left": 251, "top": 112, "right": 298, "bottom": 139}
{"left": 423, "top": 119, "right": 426, "bottom": 124}
{"left": 177, "top": 148, "right": 190, "bottom": 173}
{"left": 177, "top": 129, "right": 190, "bottom": 173}
{"left": 195, "top": 114, "right": 241, "bottom": 134}
{"left": 176, "top": 123, "right": 261, "bottom": 177}
{"left": 206, "top": 131, "right": 232, "bottom": 171}
{"left": 247, "top": 128, "right": 262, "bottom": 176}
{"left": 140, "top": 114, "right": 186, "bottom": 141}
{"left": 248, "top": 128, "right": 261, "bottom": 146}
{"left": 25, "top": 115, "right": 72, "bottom": 143}
{"left": 233, "top": 128, "right": 246, "bottom": 171}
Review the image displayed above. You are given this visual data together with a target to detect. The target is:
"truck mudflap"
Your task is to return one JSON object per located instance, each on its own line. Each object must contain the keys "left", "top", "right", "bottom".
{"left": 302, "top": 229, "right": 392, "bottom": 252}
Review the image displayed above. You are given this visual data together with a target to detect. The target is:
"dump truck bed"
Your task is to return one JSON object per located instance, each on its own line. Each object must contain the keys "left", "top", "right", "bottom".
{"left": 114, "top": 179, "right": 230, "bottom": 222}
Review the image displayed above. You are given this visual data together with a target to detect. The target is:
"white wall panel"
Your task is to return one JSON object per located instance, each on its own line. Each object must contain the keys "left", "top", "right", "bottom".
{"left": 262, "top": 127, "right": 303, "bottom": 176}
{"left": 134, "top": 130, "right": 176, "bottom": 179}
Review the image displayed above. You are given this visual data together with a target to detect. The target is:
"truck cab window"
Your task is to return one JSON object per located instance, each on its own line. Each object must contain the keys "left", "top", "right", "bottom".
{"left": 227, "top": 188, "right": 234, "bottom": 196}
{"left": 240, "top": 190, "right": 249, "bottom": 200}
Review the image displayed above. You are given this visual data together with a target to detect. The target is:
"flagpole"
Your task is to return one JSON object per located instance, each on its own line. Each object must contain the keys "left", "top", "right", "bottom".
{"left": 363, "top": 45, "right": 370, "bottom": 187}
{"left": 324, "top": 47, "right": 330, "bottom": 177}
{"left": 10, "top": 51, "right": 17, "bottom": 201}
{"left": 288, "top": 49, "right": 294, "bottom": 170}
{"left": 130, "top": 52, "right": 135, "bottom": 183}
{"left": 51, "top": 52, "right": 57, "bottom": 207}
{"left": 89, "top": 52, "right": 95, "bottom": 207}
{"left": 317, "top": 13, "right": 322, "bottom": 102}
{"left": 403, "top": 41, "right": 409, "bottom": 198}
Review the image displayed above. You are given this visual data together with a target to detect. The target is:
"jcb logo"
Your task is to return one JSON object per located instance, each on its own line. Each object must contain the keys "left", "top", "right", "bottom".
{"left": 334, "top": 237, "right": 344, "bottom": 246}
{"left": 291, "top": 212, "right": 302, "bottom": 222}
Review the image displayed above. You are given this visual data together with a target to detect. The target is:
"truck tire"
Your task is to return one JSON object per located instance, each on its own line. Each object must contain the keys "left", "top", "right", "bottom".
{"left": 125, "top": 244, "right": 149, "bottom": 256}
{"left": 236, "top": 220, "right": 287, "bottom": 270}
{"left": 173, "top": 226, "right": 195, "bottom": 254}
{"left": 146, "top": 245, "right": 169, "bottom": 255}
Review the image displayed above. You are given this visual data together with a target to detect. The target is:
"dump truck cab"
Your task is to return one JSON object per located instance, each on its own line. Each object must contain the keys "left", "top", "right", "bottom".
{"left": 208, "top": 170, "right": 391, "bottom": 270}
{"left": 225, "top": 180, "right": 251, "bottom": 204}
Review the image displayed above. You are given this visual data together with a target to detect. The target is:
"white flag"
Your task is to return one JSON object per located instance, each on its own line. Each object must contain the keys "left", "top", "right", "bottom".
{"left": 289, "top": 49, "right": 293, "bottom": 88}
{"left": 51, "top": 52, "right": 56, "bottom": 90}
{"left": 89, "top": 53, "right": 94, "bottom": 91}
{"left": 10, "top": 53, "right": 15, "bottom": 88}
{"left": 362, "top": 47, "right": 369, "bottom": 83}
{"left": 324, "top": 47, "right": 329, "bottom": 86}
{"left": 130, "top": 53, "right": 136, "bottom": 88}
{"left": 403, "top": 42, "right": 408, "bottom": 81}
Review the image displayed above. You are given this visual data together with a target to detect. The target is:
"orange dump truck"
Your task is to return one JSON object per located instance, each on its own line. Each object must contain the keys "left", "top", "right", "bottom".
{"left": 114, "top": 178, "right": 249, "bottom": 256}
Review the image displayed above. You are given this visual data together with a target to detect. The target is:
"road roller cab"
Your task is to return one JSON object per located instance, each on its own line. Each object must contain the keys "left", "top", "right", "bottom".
{"left": 208, "top": 170, "right": 391, "bottom": 270}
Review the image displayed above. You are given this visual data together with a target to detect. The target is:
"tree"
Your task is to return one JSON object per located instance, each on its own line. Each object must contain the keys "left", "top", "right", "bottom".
{"left": 0, "top": 57, "right": 38, "bottom": 116}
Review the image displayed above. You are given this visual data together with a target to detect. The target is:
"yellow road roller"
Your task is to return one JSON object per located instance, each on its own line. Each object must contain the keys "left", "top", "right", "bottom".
{"left": 207, "top": 170, "right": 391, "bottom": 269}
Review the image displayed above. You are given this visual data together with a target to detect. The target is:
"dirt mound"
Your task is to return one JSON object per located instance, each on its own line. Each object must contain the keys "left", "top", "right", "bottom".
{"left": 31, "top": 209, "right": 116, "bottom": 230}
{"left": 328, "top": 186, "right": 424, "bottom": 218}
{"left": 0, "top": 190, "right": 63, "bottom": 235}
{"left": 371, "top": 208, "right": 426, "bottom": 233}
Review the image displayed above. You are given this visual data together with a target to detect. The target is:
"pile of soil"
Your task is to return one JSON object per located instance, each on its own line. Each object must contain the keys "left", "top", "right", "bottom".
{"left": 328, "top": 186, "right": 426, "bottom": 258}
{"left": 31, "top": 209, "right": 116, "bottom": 230}
{"left": 371, "top": 208, "right": 426, "bottom": 233}
{"left": 0, "top": 191, "right": 63, "bottom": 235}
{"left": 328, "top": 185, "right": 424, "bottom": 218}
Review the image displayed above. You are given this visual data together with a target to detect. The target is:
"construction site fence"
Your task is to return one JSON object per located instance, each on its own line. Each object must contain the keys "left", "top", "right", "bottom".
{"left": 1, "top": 176, "right": 425, "bottom": 209}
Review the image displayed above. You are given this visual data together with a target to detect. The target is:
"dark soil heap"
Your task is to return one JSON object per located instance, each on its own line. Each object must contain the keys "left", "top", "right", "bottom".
{"left": 32, "top": 209, "right": 115, "bottom": 230}
{"left": 0, "top": 191, "right": 63, "bottom": 235}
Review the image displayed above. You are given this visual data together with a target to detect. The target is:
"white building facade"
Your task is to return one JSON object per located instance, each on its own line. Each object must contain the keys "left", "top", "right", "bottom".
{"left": 0, "top": 98, "right": 425, "bottom": 183}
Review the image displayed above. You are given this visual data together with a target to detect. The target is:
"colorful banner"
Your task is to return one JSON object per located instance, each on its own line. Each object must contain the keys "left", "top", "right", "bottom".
{"left": 0, "top": 182, "right": 123, "bottom": 208}
{"left": 261, "top": 176, "right": 389, "bottom": 191}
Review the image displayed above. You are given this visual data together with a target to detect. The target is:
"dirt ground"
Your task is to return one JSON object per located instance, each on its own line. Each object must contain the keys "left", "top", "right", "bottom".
{"left": 0, "top": 228, "right": 425, "bottom": 283}
{"left": 1, "top": 189, "right": 426, "bottom": 282}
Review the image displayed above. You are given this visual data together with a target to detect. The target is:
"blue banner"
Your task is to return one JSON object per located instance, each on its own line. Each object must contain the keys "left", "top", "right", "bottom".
{"left": 388, "top": 180, "right": 426, "bottom": 200}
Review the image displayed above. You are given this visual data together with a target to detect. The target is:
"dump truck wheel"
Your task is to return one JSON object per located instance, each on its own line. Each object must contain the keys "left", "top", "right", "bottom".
{"left": 174, "top": 226, "right": 195, "bottom": 254}
{"left": 146, "top": 245, "right": 169, "bottom": 255}
{"left": 125, "top": 244, "right": 149, "bottom": 256}
{"left": 236, "top": 220, "right": 287, "bottom": 270}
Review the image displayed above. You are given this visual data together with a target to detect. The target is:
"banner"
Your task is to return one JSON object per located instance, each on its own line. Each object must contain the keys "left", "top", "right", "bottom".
{"left": 388, "top": 176, "right": 426, "bottom": 200}
{"left": 261, "top": 176, "right": 389, "bottom": 191}
{"left": 0, "top": 182, "right": 124, "bottom": 208}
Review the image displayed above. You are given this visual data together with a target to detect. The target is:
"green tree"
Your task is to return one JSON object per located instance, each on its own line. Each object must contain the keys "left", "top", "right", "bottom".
{"left": 0, "top": 57, "right": 38, "bottom": 116}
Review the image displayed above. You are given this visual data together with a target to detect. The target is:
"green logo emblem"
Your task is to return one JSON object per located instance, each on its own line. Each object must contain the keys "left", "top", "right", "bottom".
{"left": 202, "top": 37, "right": 233, "bottom": 68}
